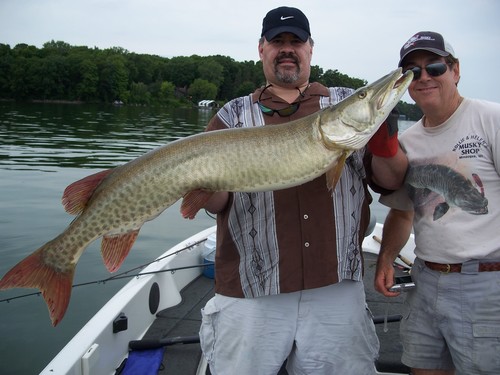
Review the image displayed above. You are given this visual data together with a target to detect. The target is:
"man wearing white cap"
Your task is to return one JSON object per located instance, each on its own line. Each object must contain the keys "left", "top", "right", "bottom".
{"left": 375, "top": 31, "right": 500, "bottom": 375}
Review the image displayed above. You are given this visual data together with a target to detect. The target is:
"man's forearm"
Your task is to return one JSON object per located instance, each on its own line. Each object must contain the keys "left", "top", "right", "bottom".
{"left": 371, "top": 147, "right": 408, "bottom": 190}
{"left": 378, "top": 208, "right": 414, "bottom": 263}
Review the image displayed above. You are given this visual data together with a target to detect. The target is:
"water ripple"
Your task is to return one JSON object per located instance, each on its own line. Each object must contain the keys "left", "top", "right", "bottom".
{"left": 0, "top": 103, "right": 210, "bottom": 170}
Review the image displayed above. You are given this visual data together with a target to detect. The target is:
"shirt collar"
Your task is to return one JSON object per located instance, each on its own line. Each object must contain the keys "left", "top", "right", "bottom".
{"left": 252, "top": 82, "right": 330, "bottom": 104}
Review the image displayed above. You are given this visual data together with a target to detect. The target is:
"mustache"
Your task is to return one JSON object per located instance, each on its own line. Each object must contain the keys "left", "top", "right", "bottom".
{"left": 275, "top": 53, "right": 299, "bottom": 65}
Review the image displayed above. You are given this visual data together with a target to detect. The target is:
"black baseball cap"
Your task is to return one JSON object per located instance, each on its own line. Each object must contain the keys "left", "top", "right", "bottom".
{"left": 261, "top": 6, "right": 311, "bottom": 42}
{"left": 399, "top": 31, "right": 455, "bottom": 67}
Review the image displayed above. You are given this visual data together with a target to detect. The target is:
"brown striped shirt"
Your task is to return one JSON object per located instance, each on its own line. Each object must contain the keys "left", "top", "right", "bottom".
{"left": 207, "top": 82, "right": 372, "bottom": 297}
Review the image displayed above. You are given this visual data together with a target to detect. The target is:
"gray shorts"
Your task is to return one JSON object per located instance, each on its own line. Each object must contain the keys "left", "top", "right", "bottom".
{"left": 401, "top": 258, "right": 500, "bottom": 374}
{"left": 199, "top": 280, "right": 379, "bottom": 375}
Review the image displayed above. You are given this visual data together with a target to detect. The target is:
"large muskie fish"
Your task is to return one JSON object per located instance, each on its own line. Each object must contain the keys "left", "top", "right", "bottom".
{"left": 0, "top": 69, "right": 412, "bottom": 325}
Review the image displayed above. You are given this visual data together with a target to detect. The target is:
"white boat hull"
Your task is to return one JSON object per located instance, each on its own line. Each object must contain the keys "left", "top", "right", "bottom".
{"left": 40, "top": 223, "right": 415, "bottom": 375}
{"left": 40, "top": 226, "right": 216, "bottom": 375}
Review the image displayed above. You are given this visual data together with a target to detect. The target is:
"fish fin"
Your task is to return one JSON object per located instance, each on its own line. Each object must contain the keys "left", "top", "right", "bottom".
{"left": 180, "top": 189, "right": 215, "bottom": 220}
{"left": 101, "top": 229, "right": 140, "bottom": 272}
{"left": 62, "top": 169, "right": 114, "bottom": 215}
{"left": 326, "top": 153, "right": 348, "bottom": 190}
{"left": 0, "top": 247, "right": 75, "bottom": 327}
{"left": 472, "top": 173, "right": 485, "bottom": 196}
{"left": 433, "top": 202, "right": 449, "bottom": 221}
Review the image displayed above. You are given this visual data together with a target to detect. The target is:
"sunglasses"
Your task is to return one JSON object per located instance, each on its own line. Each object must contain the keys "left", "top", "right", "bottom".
{"left": 404, "top": 62, "right": 450, "bottom": 81}
{"left": 257, "top": 85, "right": 301, "bottom": 117}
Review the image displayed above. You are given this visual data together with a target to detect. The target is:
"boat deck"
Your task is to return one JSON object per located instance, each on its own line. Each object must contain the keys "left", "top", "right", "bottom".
{"left": 140, "top": 275, "right": 214, "bottom": 374}
{"left": 140, "top": 252, "right": 410, "bottom": 374}
{"left": 365, "top": 252, "right": 410, "bottom": 374}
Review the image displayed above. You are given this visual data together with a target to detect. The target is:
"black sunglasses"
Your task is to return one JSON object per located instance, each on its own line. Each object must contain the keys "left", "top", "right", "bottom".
{"left": 257, "top": 85, "right": 301, "bottom": 117}
{"left": 404, "top": 62, "right": 450, "bottom": 81}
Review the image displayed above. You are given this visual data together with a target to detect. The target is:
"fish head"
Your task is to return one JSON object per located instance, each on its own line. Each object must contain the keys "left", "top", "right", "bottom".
{"left": 319, "top": 68, "right": 413, "bottom": 150}
{"left": 454, "top": 189, "right": 489, "bottom": 215}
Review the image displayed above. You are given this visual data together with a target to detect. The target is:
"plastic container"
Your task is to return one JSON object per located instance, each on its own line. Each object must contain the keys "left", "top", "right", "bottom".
{"left": 202, "top": 233, "right": 216, "bottom": 278}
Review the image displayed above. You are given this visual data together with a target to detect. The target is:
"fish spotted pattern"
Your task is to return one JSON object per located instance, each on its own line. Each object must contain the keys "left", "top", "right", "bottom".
{"left": 0, "top": 69, "right": 412, "bottom": 325}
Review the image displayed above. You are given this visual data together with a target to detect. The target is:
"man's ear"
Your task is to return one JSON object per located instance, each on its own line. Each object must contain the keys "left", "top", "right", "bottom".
{"left": 453, "top": 61, "right": 461, "bottom": 85}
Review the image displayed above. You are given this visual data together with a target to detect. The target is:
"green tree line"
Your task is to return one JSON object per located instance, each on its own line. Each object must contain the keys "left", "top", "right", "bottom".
{"left": 0, "top": 40, "right": 421, "bottom": 120}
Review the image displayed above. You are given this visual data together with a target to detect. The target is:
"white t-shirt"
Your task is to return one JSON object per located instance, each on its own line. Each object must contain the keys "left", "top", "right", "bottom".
{"left": 381, "top": 98, "right": 500, "bottom": 263}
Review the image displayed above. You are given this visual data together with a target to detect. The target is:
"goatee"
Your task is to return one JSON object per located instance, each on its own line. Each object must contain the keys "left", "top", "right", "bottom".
{"left": 275, "top": 69, "right": 300, "bottom": 84}
{"left": 274, "top": 53, "right": 300, "bottom": 84}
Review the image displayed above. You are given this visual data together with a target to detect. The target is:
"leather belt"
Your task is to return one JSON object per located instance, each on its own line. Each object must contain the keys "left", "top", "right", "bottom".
{"left": 424, "top": 261, "right": 500, "bottom": 274}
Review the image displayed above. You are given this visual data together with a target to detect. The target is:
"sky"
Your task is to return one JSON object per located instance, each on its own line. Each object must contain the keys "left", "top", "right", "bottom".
{"left": 1, "top": 0, "right": 499, "bottom": 104}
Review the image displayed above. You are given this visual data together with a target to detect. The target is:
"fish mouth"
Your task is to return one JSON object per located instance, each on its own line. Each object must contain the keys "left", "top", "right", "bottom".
{"left": 318, "top": 68, "right": 413, "bottom": 150}
{"left": 394, "top": 71, "right": 412, "bottom": 89}
{"left": 465, "top": 201, "right": 489, "bottom": 215}
{"left": 375, "top": 69, "right": 413, "bottom": 111}
{"left": 355, "top": 68, "right": 412, "bottom": 139}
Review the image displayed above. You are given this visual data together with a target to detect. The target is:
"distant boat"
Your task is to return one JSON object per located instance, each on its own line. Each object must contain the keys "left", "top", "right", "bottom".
{"left": 197, "top": 99, "right": 218, "bottom": 109}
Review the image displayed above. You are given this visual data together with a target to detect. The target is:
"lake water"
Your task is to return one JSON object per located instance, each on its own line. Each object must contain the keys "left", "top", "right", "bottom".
{"left": 0, "top": 101, "right": 414, "bottom": 374}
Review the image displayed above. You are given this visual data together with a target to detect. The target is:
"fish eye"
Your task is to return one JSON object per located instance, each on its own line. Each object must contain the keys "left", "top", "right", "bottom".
{"left": 358, "top": 91, "right": 367, "bottom": 99}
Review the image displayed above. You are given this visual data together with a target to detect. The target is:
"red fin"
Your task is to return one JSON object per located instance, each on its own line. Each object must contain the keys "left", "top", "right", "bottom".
{"left": 62, "top": 169, "right": 114, "bottom": 215}
{"left": 326, "top": 152, "right": 348, "bottom": 190}
{"left": 181, "top": 189, "right": 214, "bottom": 220}
{"left": 101, "top": 229, "right": 140, "bottom": 272}
{"left": 0, "top": 248, "right": 75, "bottom": 327}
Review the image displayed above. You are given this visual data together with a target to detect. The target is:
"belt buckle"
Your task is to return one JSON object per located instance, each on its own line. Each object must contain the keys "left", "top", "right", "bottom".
{"left": 441, "top": 264, "right": 451, "bottom": 274}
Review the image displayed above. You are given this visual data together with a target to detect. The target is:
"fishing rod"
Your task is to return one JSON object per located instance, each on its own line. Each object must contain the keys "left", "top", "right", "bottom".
{"left": 0, "top": 238, "right": 212, "bottom": 304}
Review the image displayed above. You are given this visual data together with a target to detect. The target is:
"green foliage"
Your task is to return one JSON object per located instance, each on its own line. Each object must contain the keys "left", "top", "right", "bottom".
{"left": 198, "top": 59, "right": 224, "bottom": 86}
{"left": 317, "top": 69, "right": 367, "bottom": 89}
{"left": 309, "top": 65, "right": 323, "bottom": 83}
{"left": 129, "top": 82, "right": 151, "bottom": 105}
{"left": 97, "top": 53, "right": 129, "bottom": 102}
{"left": 159, "top": 81, "right": 176, "bottom": 105}
{"left": 188, "top": 78, "right": 218, "bottom": 103}
{"left": 77, "top": 59, "right": 99, "bottom": 101}
{"left": 236, "top": 81, "right": 257, "bottom": 97}
{"left": 0, "top": 40, "right": 421, "bottom": 119}
{"left": 396, "top": 101, "right": 423, "bottom": 121}
{"left": 163, "top": 56, "right": 197, "bottom": 87}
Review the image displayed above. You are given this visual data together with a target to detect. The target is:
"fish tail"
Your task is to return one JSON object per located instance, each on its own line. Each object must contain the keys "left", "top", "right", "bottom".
{"left": 0, "top": 247, "right": 75, "bottom": 326}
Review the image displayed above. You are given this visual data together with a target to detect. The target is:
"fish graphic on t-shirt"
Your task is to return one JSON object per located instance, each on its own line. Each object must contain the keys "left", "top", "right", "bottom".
{"left": 405, "top": 164, "right": 488, "bottom": 220}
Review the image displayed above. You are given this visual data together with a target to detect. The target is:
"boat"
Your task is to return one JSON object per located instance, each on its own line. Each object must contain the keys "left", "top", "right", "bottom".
{"left": 197, "top": 100, "right": 219, "bottom": 109}
{"left": 39, "top": 223, "right": 416, "bottom": 375}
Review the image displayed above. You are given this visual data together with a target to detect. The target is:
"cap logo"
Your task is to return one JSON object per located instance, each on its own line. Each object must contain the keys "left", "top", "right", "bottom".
{"left": 262, "top": 7, "right": 311, "bottom": 42}
{"left": 403, "top": 34, "right": 436, "bottom": 50}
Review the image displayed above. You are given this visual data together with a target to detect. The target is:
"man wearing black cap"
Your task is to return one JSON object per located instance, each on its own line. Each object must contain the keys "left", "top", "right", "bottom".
{"left": 193, "top": 7, "right": 408, "bottom": 374}
{"left": 375, "top": 31, "right": 500, "bottom": 375}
